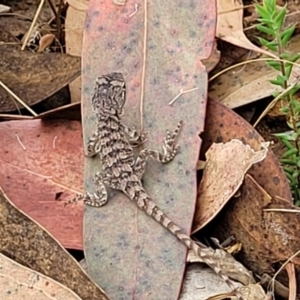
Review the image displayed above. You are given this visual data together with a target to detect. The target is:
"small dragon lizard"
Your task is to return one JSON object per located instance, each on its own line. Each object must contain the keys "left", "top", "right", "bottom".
{"left": 72, "top": 72, "right": 242, "bottom": 299}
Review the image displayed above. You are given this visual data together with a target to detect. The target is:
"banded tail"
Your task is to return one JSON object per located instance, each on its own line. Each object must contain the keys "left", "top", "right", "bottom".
{"left": 123, "top": 183, "right": 242, "bottom": 299}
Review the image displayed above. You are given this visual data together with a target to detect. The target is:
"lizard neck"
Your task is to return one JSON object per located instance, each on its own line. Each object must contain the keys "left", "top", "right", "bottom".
{"left": 97, "top": 113, "right": 120, "bottom": 122}
{"left": 96, "top": 111, "right": 122, "bottom": 132}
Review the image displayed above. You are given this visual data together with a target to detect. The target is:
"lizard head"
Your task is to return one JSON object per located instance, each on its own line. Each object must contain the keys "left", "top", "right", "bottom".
{"left": 92, "top": 72, "right": 126, "bottom": 117}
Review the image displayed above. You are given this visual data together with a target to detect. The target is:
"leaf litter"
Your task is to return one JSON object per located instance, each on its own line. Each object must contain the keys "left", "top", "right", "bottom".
{"left": 1, "top": 0, "right": 300, "bottom": 299}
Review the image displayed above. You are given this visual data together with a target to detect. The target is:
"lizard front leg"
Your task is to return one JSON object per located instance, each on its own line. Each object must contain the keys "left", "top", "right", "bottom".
{"left": 120, "top": 123, "right": 146, "bottom": 147}
{"left": 86, "top": 131, "right": 101, "bottom": 157}
{"left": 134, "top": 121, "right": 182, "bottom": 179}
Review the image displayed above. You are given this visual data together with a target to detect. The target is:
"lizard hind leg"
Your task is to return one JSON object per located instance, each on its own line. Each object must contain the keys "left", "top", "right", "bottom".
{"left": 133, "top": 121, "right": 183, "bottom": 179}
{"left": 86, "top": 131, "right": 101, "bottom": 157}
{"left": 65, "top": 177, "right": 108, "bottom": 207}
{"left": 64, "top": 172, "right": 110, "bottom": 207}
{"left": 82, "top": 180, "right": 108, "bottom": 207}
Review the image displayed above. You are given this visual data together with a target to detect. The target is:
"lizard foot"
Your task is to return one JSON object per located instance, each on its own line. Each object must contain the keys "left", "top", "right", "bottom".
{"left": 63, "top": 193, "right": 90, "bottom": 207}
{"left": 161, "top": 120, "right": 183, "bottom": 163}
{"left": 79, "top": 191, "right": 108, "bottom": 207}
{"left": 128, "top": 128, "right": 147, "bottom": 147}
{"left": 64, "top": 181, "right": 108, "bottom": 207}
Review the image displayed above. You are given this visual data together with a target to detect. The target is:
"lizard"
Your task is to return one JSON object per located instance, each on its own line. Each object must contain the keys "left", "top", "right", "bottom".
{"left": 71, "top": 72, "right": 243, "bottom": 299}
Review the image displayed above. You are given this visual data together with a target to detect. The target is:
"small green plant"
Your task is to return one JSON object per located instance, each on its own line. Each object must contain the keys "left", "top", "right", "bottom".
{"left": 255, "top": 0, "right": 300, "bottom": 204}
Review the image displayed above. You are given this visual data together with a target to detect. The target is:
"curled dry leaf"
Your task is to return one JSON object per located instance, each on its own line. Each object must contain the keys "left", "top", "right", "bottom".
{"left": 0, "top": 253, "right": 81, "bottom": 300}
{"left": 193, "top": 139, "right": 269, "bottom": 232}
{"left": 216, "top": 0, "right": 276, "bottom": 58}
{"left": 199, "top": 98, "right": 292, "bottom": 205}
{"left": 37, "top": 33, "right": 56, "bottom": 53}
{"left": 202, "top": 42, "right": 221, "bottom": 73}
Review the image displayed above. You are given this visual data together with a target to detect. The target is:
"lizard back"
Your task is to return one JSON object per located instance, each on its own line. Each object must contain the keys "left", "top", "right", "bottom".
{"left": 91, "top": 73, "right": 138, "bottom": 190}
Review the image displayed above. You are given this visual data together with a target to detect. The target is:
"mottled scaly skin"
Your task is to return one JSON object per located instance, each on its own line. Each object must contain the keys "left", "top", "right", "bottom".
{"left": 79, "top": 73, "right": 242, "bottom": 299}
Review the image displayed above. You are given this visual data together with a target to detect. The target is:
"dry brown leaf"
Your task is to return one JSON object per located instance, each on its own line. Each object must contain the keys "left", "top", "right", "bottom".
{"left": 0, "top": 187, "right": 109, "bottom": 300}
{"left": 0, "top": 24, "right": 19, "bottom": 43}
{"left": 211, "top": 175, "right": 300, "bottom": 294}
{"left": 195, "top": 99, "right": 293, "bottom": 298}
{"left": 243, "top": 7, "right": 258, "bottom": 25}
{"left": 0, "top": 44, "right": 80, "bottom": 112}
{"left": 202, "top": 42, "right": 221, "bottom": 73}
{"left": 209, "top": 34, "right": 300, "bottom": 109}
{"left": 65, "top": 1, "right": 86, "bottom": 103}
{"left": 0, "top": 253, "right": 81, "bottom": 300}
{"left": 216, "top": 0, "right": 276, "bottom": 58}
{"left": 193, "top": 139, "right": 268, "bottom": 232}
{"left": 209, "top": 41, "right": 257, "bottom": 78}
{"left": 0, "top": 16, "right": 32, "bottom": 38}
{"left": 67, "top": 0, "right": 89, "bottom": 11}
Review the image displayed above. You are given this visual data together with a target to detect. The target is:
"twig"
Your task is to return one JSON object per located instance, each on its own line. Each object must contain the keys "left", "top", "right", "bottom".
{"left": 253, "top": 83, "right": 298, "bottom": 127}
{"left": 0, "top": 81, "right": 37, "bottom": 116}
{"left": 263, "top": 208, "right": 300, "bottom": 213}
{"left": 269, "top": 249, "right": 300, "bottom": 296}
{"left": 169, "top": 87, "right": 199, "bottom": 105}
{"left": 21, "top": 0, "right": 46, "bottom": 50}
{"left": 55, "top": 0, "right": 63, "bottom": 43}
{"left": 46, "top": 0, "right": 58, "bottom": 20}
{"left": 140, "top": 0, "right": 148, "bottom": 134}
{"left": 53, "top": 136, "right": 58, "bottom": 148}
{"left": 15, "top": 134, "right": 26, "bottom": 150}
{"left": 128, "top": 4, "right": 138, "bottom": 18}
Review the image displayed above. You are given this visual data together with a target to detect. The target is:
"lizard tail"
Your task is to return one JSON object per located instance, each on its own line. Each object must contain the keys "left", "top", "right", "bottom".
{"left": 126, "top": 186, "right": 240, "bottom": 296}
